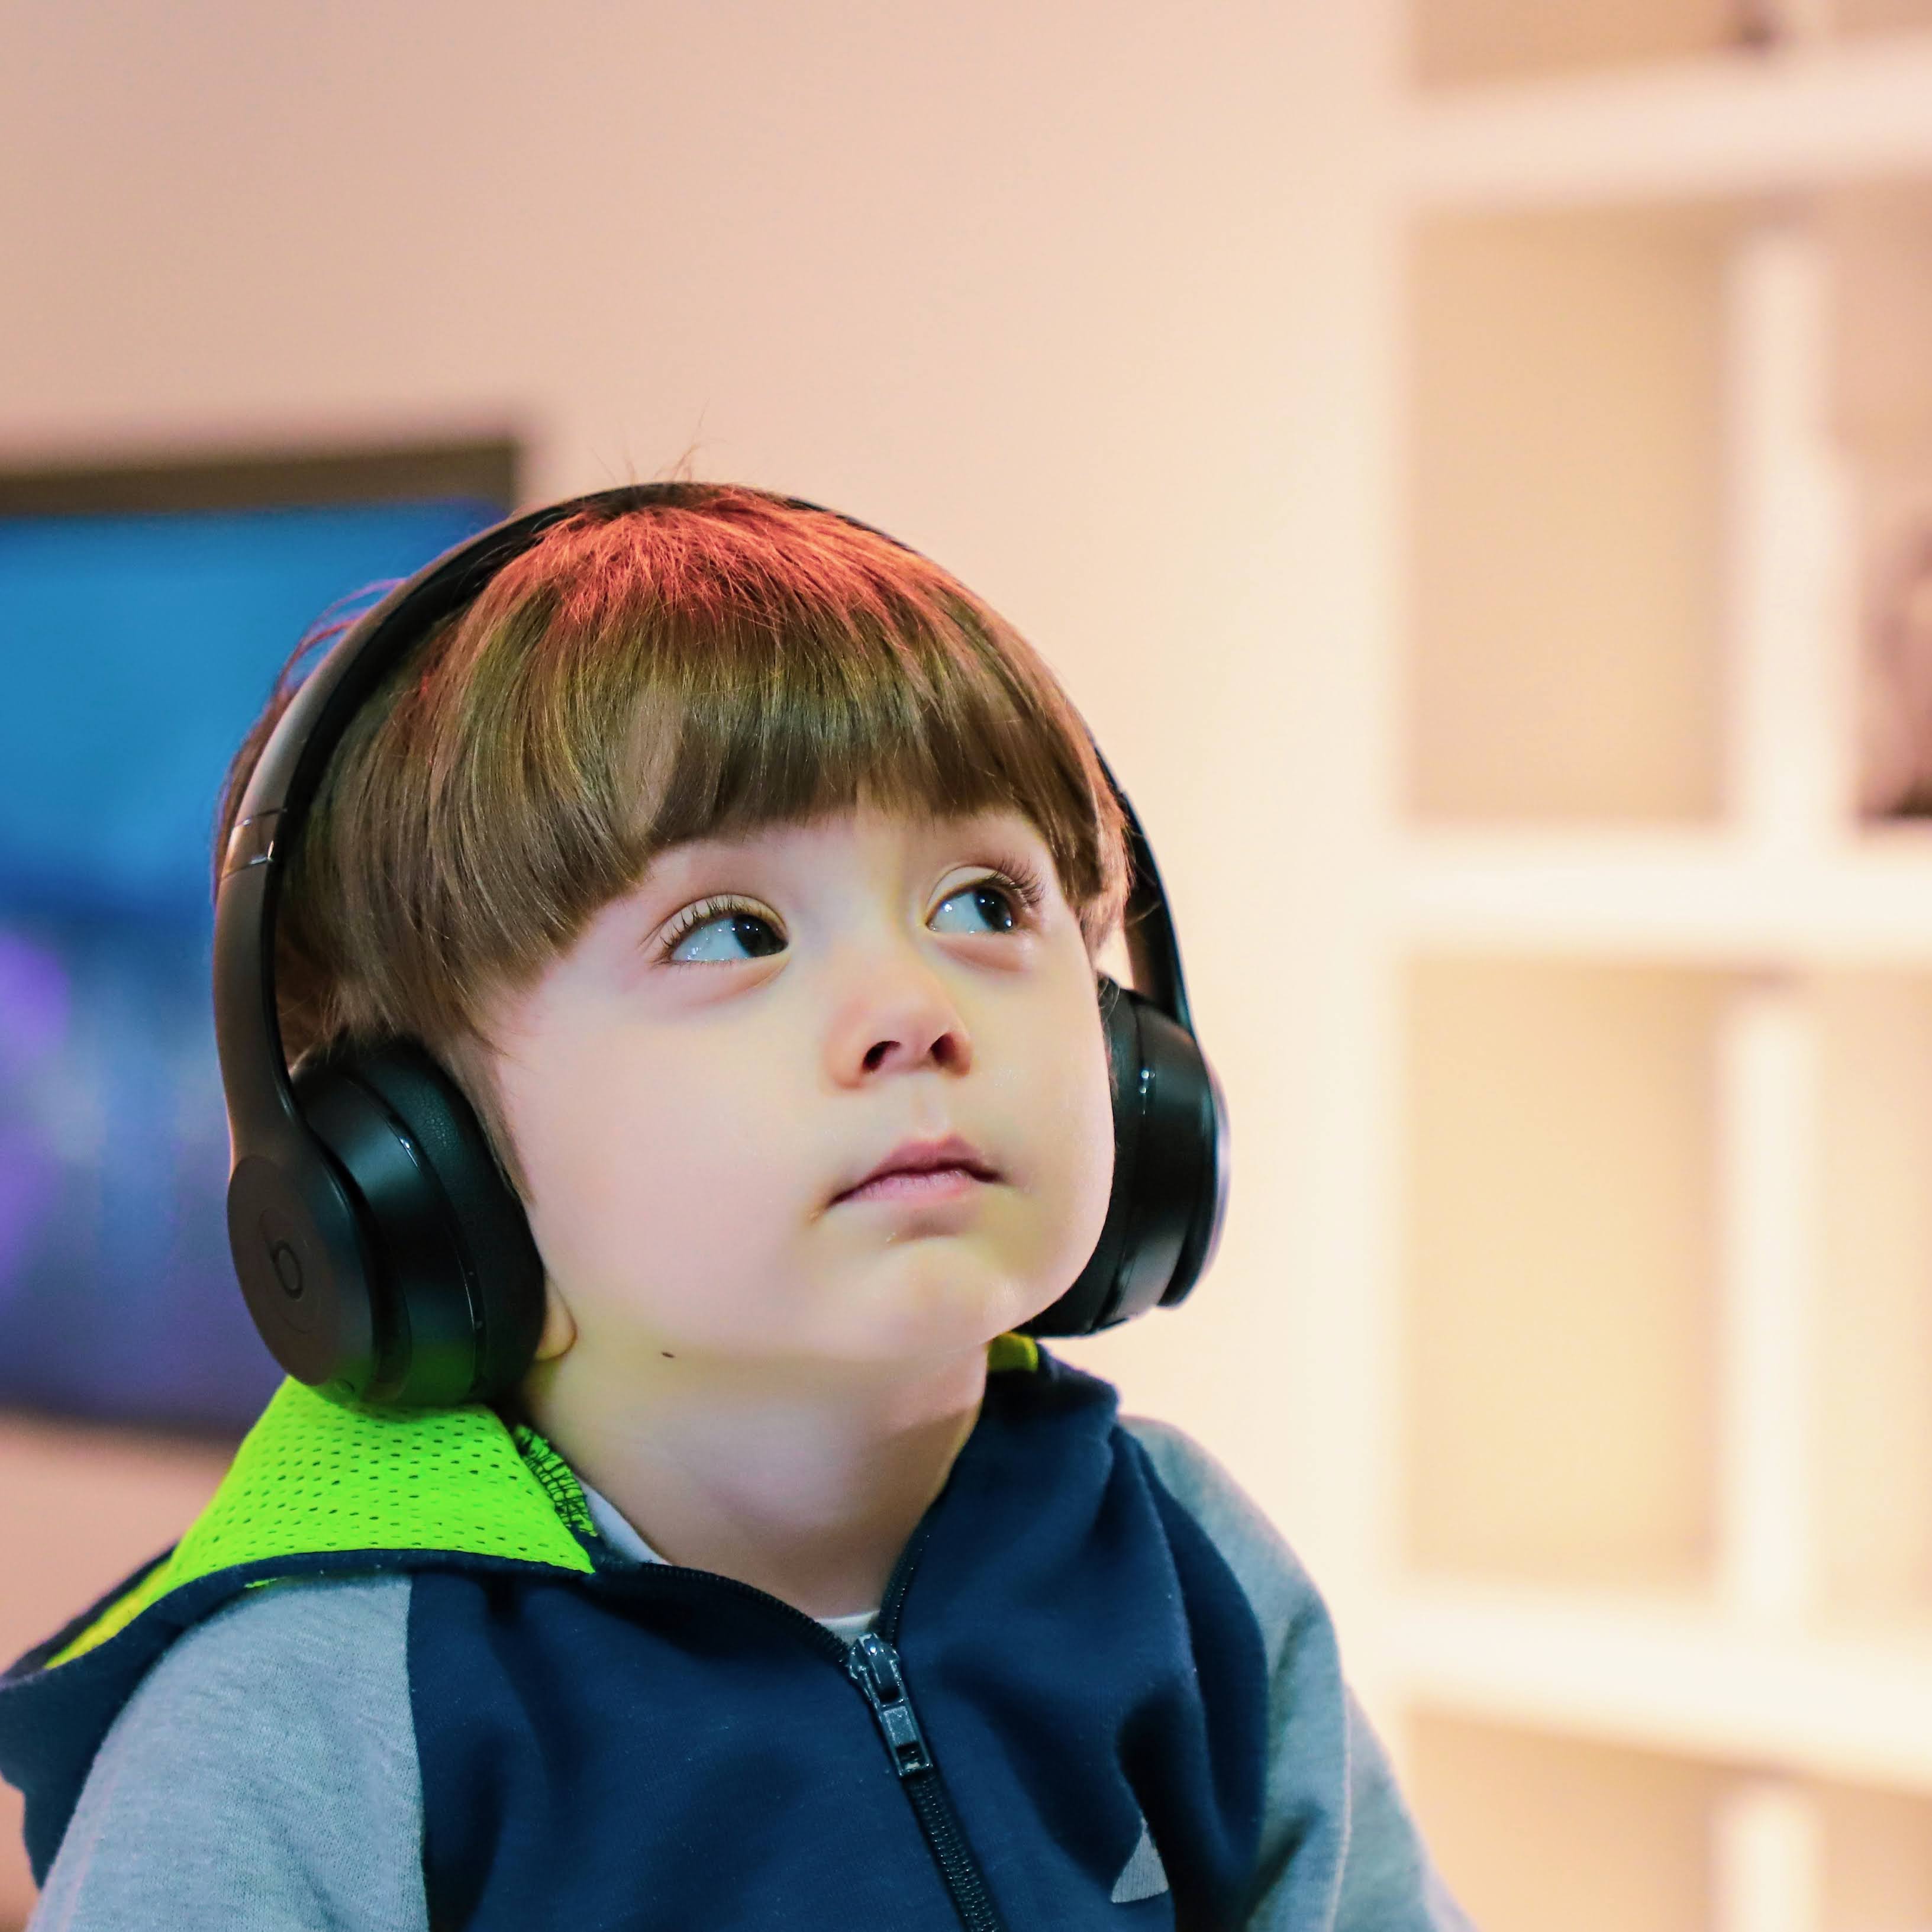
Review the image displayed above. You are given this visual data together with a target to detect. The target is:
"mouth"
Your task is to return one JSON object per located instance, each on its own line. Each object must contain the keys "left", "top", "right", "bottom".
{"left": 832, "top": 1133, "right": 1000, "bottom": 1207}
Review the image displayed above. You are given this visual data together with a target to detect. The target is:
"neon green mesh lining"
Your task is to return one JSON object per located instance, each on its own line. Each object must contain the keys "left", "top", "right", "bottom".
{"left": 47, "top": 1331, "right": 1040, "bottom": 1670}
{"left": 49, "top": 1378, "right": 594, "bottom": 1667}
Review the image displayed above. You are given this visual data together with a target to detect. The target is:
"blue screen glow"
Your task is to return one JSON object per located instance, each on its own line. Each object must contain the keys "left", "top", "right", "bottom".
{"left": 0, "top": 494, "right": 505, "bottom": 1432}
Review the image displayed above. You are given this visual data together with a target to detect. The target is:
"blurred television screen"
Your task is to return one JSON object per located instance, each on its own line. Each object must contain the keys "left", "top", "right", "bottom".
{"left": 0, "top": 476, "right": 509, "bottom": 1435}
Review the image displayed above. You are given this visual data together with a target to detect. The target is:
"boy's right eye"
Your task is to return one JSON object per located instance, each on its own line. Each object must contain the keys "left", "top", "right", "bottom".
{"left": 657, "top": 898, "right": 785, "bottom": 965}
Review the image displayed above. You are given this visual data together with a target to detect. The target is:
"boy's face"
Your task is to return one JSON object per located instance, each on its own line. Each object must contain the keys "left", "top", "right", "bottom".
{"left": 483, "top": 802, "right": 1117, "bottom": 1380}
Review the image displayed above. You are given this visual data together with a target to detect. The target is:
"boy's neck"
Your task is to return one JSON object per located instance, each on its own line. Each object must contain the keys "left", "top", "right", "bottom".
{"left": 514, "top": 1344, "right": 991, "bottom": 1620}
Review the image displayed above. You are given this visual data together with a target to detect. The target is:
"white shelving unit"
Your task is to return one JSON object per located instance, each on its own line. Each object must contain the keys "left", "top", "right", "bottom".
{"left": 1388, "top": 1581, "right": 1932, "bottom": 1794}
{"left": 1406, "top": 33, "right": 1932, "bottom": 209}
{"left": 1396, "top": 828, "right": 1932, "bottom": 960}
{"left": 1383, "top": 9, "right": 1932, "bottom": 1929}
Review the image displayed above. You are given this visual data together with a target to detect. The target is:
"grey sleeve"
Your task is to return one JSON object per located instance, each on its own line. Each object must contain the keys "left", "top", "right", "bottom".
{"left": 28, "top": 1575, "right": 428, "bottom": 1932}
{"left": 1121, "top": 1417, "right": 1476, "bottom": 1932}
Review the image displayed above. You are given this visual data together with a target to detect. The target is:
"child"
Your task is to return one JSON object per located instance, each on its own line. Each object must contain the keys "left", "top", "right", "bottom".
{"left": 0, "top": 483, "right": 1471, "bottom": 1930}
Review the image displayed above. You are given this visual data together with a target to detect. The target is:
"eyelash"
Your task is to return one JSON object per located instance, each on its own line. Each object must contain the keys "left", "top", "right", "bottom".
{"left": 652, "top": 857, "right": 1051, "bottom": 965}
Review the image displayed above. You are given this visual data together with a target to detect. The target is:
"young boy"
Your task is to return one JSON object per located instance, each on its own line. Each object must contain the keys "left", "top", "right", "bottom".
{"left": 0, "top": 484, "right": 1471, "bottom": 1930}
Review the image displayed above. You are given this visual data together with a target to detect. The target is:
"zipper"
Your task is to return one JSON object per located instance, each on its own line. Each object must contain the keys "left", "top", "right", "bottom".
{"left": 599, "top": 1515, "right": 1009, "bottom": 1932}
{"left": 851, "top": 1519, "right": 1009, "bottom": 1931}
{"left": 846, "top": 1627, "right": 1008, "bottom": 1931}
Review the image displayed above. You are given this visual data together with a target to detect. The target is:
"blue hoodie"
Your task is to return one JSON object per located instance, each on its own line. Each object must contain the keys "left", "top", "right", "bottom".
{"left": 0, "top": 1338, "right": 1472, "bottom": 1931}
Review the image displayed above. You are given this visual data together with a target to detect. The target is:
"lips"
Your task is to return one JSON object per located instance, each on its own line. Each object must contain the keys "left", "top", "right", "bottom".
{"left": 833, "top": 1132, "right": 999, "bottom": 1204}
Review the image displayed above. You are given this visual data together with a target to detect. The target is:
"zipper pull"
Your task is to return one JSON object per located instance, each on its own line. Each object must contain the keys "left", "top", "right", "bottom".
{"left": 847, "top": 1631, "right": 935, "bottom": 1777}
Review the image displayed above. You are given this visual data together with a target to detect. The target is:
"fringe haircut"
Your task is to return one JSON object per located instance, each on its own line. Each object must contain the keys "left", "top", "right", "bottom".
{"left": 214, "top": 482, "right": 1133, "bottom": 1173}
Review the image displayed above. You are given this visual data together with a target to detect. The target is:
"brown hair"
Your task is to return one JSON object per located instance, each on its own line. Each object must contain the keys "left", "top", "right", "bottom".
{"left": 215, "top": 482, "right": 1132, "bottom": 1183}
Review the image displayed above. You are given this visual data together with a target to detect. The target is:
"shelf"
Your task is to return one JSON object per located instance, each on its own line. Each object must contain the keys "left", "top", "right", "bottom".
{"left": 1387, "top": 1580, "right": 1932, "bottom": 1794}
{"left": 1393, "top": 826, "right": 1932, "bottom": 961}
{"left": 1389, "top": 4, "right": 1932, "bottom": 1918}
{"left": 1405, "top": 33, "right": 1932, "bottom": 209}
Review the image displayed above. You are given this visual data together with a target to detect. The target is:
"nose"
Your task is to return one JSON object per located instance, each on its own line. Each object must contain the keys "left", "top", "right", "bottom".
{"left": 824, "top": 943, "right": 974, "bottom": 1084}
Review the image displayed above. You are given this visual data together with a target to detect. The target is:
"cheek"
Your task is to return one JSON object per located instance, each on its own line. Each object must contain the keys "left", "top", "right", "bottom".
{"left": 1024, "top": 988, "right": 1118, "bottom": 1255}
{"left": 500, "top": 1028, "right": 792, "bottom": 1296}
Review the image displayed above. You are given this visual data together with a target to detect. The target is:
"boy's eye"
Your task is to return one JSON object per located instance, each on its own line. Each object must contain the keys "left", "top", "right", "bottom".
{"left": 659, "top": 902, "right": 786, "bottom": 965}
{"left": 929, "top": 879, "right": 1030, "bottom": 938}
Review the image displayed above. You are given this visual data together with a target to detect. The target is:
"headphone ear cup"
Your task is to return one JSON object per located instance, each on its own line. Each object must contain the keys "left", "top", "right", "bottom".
{"left": 293, "top": 1039, "right": 545, "bottom": 1408}
{"left": 1022, "top": 979, "right": 1141, "bottom": 1338}
{"left": 1161, "top": 1049, "right": 1230, "bottom": 1308}
{"left": 1021, "top": 974, "right": 1228, "bottom": 1338}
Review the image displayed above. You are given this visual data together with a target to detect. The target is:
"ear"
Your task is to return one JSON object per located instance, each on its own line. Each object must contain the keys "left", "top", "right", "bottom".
{"left": 532, "top": 1282, "right": 578, "bottom": 1363}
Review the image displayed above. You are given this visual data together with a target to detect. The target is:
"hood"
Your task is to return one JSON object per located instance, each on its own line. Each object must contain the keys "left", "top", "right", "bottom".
{"left": 0, "top": 1331, "right": 1040, "bottom": 1882}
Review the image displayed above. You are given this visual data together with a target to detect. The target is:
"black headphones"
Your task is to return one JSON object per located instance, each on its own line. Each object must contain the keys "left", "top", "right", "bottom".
{"left": 212, "top": 483, "right": 1230, "bottom": 1409}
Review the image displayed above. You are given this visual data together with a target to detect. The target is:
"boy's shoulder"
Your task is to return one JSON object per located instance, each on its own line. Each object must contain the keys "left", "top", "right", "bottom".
{"left": 1120, "top": 1414, "right": 1476, "bottom": 1932}
{"left": 0, "top": 1374, "right": 600, "bottom": 1892}
{"left": 1117, "top": 1414, "right": 1317, "bottom": 1634}
{"left": 29, "top": 1573, "right": 428, "bottom": 1930}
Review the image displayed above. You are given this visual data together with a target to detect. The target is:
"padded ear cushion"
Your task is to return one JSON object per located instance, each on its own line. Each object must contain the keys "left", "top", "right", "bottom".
{"left": 1024, "top": 974, "right": 1225, "bottom": 1337}
{"left": 293, "top": 1038, "right": 545, "bottom": 1406}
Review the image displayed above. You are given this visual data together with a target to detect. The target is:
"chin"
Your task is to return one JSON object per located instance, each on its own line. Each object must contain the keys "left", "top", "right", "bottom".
{"left": 834, "top": 1276, "right": 1037, "bottom": 1363}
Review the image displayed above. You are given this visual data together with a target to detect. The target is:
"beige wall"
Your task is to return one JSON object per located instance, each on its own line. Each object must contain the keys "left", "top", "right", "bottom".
{"left": 0, "top": 5, "right": 1399, "bottom": 1923}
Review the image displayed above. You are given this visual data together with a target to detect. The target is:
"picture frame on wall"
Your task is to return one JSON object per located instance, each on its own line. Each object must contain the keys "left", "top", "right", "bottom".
{"left": 0, "top": 439, "right": 519, "bottom": 1436}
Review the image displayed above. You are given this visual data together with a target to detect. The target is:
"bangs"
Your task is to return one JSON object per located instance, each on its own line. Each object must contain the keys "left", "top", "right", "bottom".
{"left": 626, "top": 586, "right": 1117, "bottom": 901}
{"left": 263, "top": 486, "right": 1130, "bottom": 1079}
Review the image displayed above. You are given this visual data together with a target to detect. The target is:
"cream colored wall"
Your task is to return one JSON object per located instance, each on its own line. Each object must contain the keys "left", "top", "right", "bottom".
{"left": 0, "top": 5, "right": 1401, "bottom": 1924}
